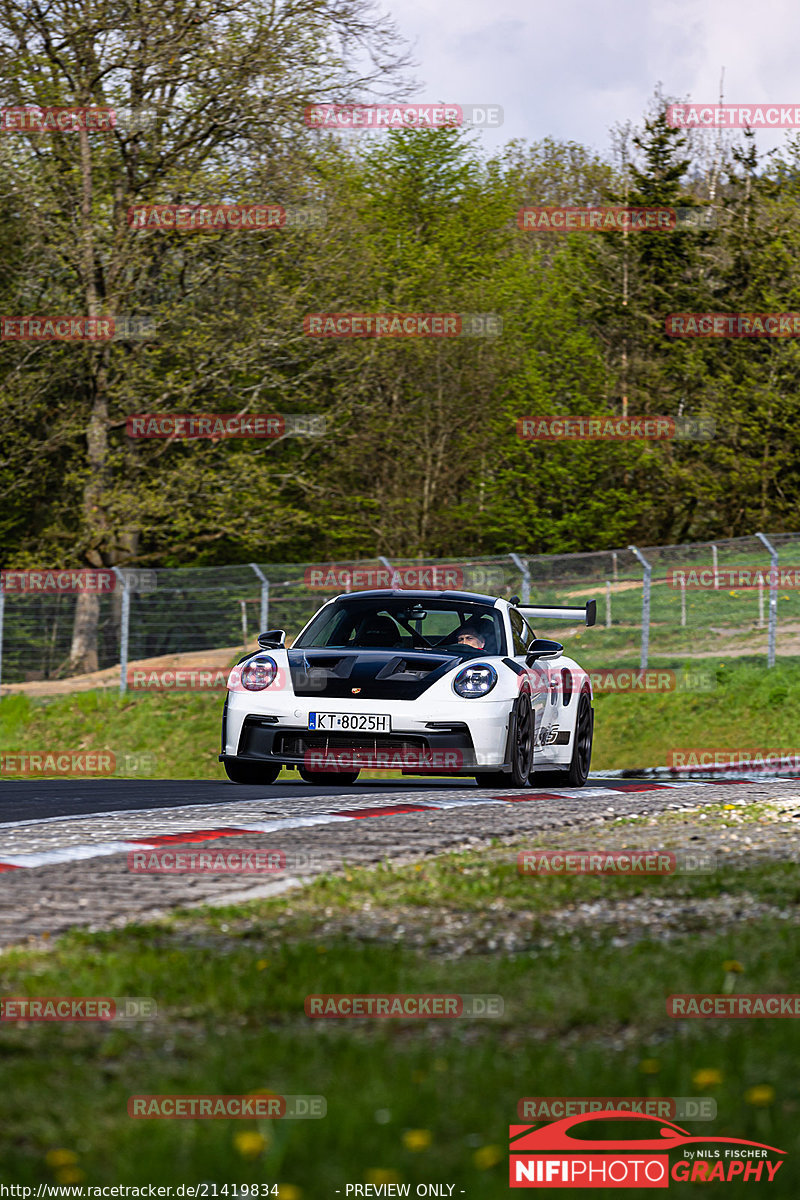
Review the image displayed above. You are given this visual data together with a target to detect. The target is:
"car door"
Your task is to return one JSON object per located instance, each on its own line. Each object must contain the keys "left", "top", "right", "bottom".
{"left": 508, "top": 608, "right": 549, "bottom": 746}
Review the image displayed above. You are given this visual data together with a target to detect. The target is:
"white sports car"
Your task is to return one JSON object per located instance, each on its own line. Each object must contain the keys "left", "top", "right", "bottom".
{"left": 219, "top": 588, "right": 595, "bottom": 788}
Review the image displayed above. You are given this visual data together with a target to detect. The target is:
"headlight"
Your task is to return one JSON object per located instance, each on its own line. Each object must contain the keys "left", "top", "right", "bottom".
{"left": 453, "top": 662, "right": 497, "bottom": 698}
{"left": 240, "top": 655, "right": 278, "bottom": 691}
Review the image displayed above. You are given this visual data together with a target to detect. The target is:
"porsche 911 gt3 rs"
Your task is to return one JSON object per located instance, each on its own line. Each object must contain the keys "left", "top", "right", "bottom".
{"left": 219, "top": 589, "right": 595, "bottom": 788}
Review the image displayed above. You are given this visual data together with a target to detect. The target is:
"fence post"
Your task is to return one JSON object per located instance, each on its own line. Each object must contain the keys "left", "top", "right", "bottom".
{"left": 509, "top": 553, "right": 531, "bottom": 605}
{"left": 711, "top": 543, "right": 719, "bottom": 589}
{"left": 112, "top": 567, "right": 130, "bottom": 695}
{"left": 628, "top": 545, "right": 652, "bottom": 669}
{"left": 755, "top": 533, "right": 778, "bottom": 667}
{"left": 605, "top": 580, "right": 611, "bottom": 628}
{"left": 249, "top": 564, "right": 269, "bottom": 632}
{"left": 612, "top": 550, "right": 618, "bottom": 582}
{"left": 758, "top": 572, "right": 765, "bottom": 628}
{"left": 680, "top": 576, "right": 687, "bottom": 627}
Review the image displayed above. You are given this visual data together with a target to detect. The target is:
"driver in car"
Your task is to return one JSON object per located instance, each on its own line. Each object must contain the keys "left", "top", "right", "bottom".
{"left": 456, "top": 623, "right": 486, "bottom": 650}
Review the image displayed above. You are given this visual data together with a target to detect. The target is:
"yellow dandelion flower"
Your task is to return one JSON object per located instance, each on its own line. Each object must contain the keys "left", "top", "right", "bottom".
{"left": 233, "top": 1131, "right": 267, "bottom": 1159}
{"left": 276, "top": 1186, "right": 302, "bottom": 1200}
{"left": 55, "top": 1169, "right": 85, "bottom": 1185}
{"left": 723, "top": 960, "right": 744, "bottom": 973}
{"left": 365, "top": 1170, "right": 401, "bottom": 1186}
{"left": 256, "top": 959, "right": 269, "bottom": 970}
{"left": 474, "top": 1145, "right": 503, "bottom": 1169}
{"left": 693, "top": 1068, "right": 723, "bottom": 1088}
{"left": 744, "top": 1085, "right": 775, "bottom": 1107}
{"left": 46, "top": 1150, "right": 78, "bottom": 1169}
{"left": 639, "top": 1058, "right": 661, "bottom": 1075}
{"left": 402, "top": 1129, "right": 432, "bottom": 1151}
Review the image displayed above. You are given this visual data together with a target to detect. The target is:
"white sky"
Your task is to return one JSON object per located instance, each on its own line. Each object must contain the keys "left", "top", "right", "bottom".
{"left": 381, "top": 0, "right": 800, "bottom": 161}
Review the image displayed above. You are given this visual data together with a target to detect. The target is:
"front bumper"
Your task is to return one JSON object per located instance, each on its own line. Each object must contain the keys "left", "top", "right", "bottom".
{"left": 220, "top": 697, "right": 514, "bottom": 773}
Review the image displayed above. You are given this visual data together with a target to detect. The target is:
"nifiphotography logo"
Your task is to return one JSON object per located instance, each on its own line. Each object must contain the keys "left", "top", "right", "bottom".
{"left": 509, "top": 1111, "right": 786, "bottom": 1187}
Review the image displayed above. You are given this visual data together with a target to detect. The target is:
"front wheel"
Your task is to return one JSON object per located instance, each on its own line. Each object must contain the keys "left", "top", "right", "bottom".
{"left": 529, "top": 691, "right": 594, "bottom": 789}
{"left": 223, "top": 759, "right": 281, "bottom": 785}
{"left": 297, "top": 768, "right": 360, "bottom": 786}
{"left": 474, "top": 692, "right": 534, "bottom": 789}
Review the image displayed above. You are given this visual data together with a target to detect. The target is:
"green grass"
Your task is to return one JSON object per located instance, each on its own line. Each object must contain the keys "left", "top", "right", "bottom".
{"left": 591, "top": 660, "right": 800, "bottom": 769}
{"left": 3, "top": 660, "right": 800, "bottom": 777}
{"left": 0, "top": 690, "right": 225, "bottom": 779}
{"left": 1, "top": 809, "right": 799, "bottom": 1192}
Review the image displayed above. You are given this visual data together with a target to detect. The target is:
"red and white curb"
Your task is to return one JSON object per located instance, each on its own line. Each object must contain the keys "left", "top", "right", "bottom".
{"left": 0, "top": 777, "right": 792, "bottom": 873}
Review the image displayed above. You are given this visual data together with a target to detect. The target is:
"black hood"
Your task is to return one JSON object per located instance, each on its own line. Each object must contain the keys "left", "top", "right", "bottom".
{"left": 287, "top": 648, "right": 459, "bottom": 700}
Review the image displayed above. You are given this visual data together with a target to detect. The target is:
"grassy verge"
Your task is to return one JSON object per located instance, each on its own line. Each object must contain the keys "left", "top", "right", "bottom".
{"left": 0, "top": 803, "right": 798, "bottom": 1190}
{"left": 3, "top": 661, "right": 800, "bottom": 777}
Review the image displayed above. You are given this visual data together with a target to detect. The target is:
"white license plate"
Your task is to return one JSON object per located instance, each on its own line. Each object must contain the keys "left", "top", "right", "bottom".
{"left": 308, "top": 712, "right": 391, "bottom": 732}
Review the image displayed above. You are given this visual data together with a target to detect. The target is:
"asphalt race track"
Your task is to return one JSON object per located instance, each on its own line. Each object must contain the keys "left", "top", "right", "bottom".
{"left": 1, "top": 774, "right": 799, "bottom": 949}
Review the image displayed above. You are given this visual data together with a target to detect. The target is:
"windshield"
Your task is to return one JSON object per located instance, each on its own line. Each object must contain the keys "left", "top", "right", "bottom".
{"left": 295, "top": 597, "right": 506, "bottom": 656}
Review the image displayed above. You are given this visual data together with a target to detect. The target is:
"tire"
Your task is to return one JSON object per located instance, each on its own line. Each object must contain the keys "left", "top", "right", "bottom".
{"left": 474, "top": 692, "right": 534, "bottom": 789}
{"left": 298, "top": 768, "right": 361, "bottom": 786}
{"left": 529, "top": 691, "right": 594, "bottom": 789}
{"left": 223, "top": 759, "right": 281, "bottom": 785}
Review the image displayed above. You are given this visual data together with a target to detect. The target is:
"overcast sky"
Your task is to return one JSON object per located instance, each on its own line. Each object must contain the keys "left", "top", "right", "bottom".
{"left": 382, "top": 0, "right": 800, "bottom": 161}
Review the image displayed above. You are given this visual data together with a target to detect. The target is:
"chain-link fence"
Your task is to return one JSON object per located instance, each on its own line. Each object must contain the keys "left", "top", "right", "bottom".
{"left": 0, "top": 534, "right": 797, "bottom": 691}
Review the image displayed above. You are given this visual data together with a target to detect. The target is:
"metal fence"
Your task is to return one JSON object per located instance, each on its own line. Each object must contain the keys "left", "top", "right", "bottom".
{"left": 1, "top": 533, "right": 799, "bottom": 692}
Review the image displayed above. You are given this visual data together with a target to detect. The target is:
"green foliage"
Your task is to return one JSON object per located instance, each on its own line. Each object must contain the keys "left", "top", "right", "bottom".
{"left": 2, "top": 25, "right": 800, "bottom": 570}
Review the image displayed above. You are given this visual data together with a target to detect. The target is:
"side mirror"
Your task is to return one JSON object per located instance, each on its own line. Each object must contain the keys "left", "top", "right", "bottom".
{"left": 258, "top": 629, "right": 286, "bottom": 649}
{"left": 525, "top": 638, "right": 563, "bottom": 665}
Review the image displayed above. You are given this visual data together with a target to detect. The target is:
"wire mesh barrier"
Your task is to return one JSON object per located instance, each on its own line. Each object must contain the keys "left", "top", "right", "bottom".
{"left": 0, "top": 536, "right": 796, "bottom": 691}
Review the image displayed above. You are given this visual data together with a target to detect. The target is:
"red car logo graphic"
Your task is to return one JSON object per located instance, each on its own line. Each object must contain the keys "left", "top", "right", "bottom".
{"left": 510, "top": 1111, "right": 786, "bottom": 1188}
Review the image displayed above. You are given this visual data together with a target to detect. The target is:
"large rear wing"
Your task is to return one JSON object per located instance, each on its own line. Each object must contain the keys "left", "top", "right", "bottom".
{"left": 517, "top": 601, "right": 597, "bottom": 627}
